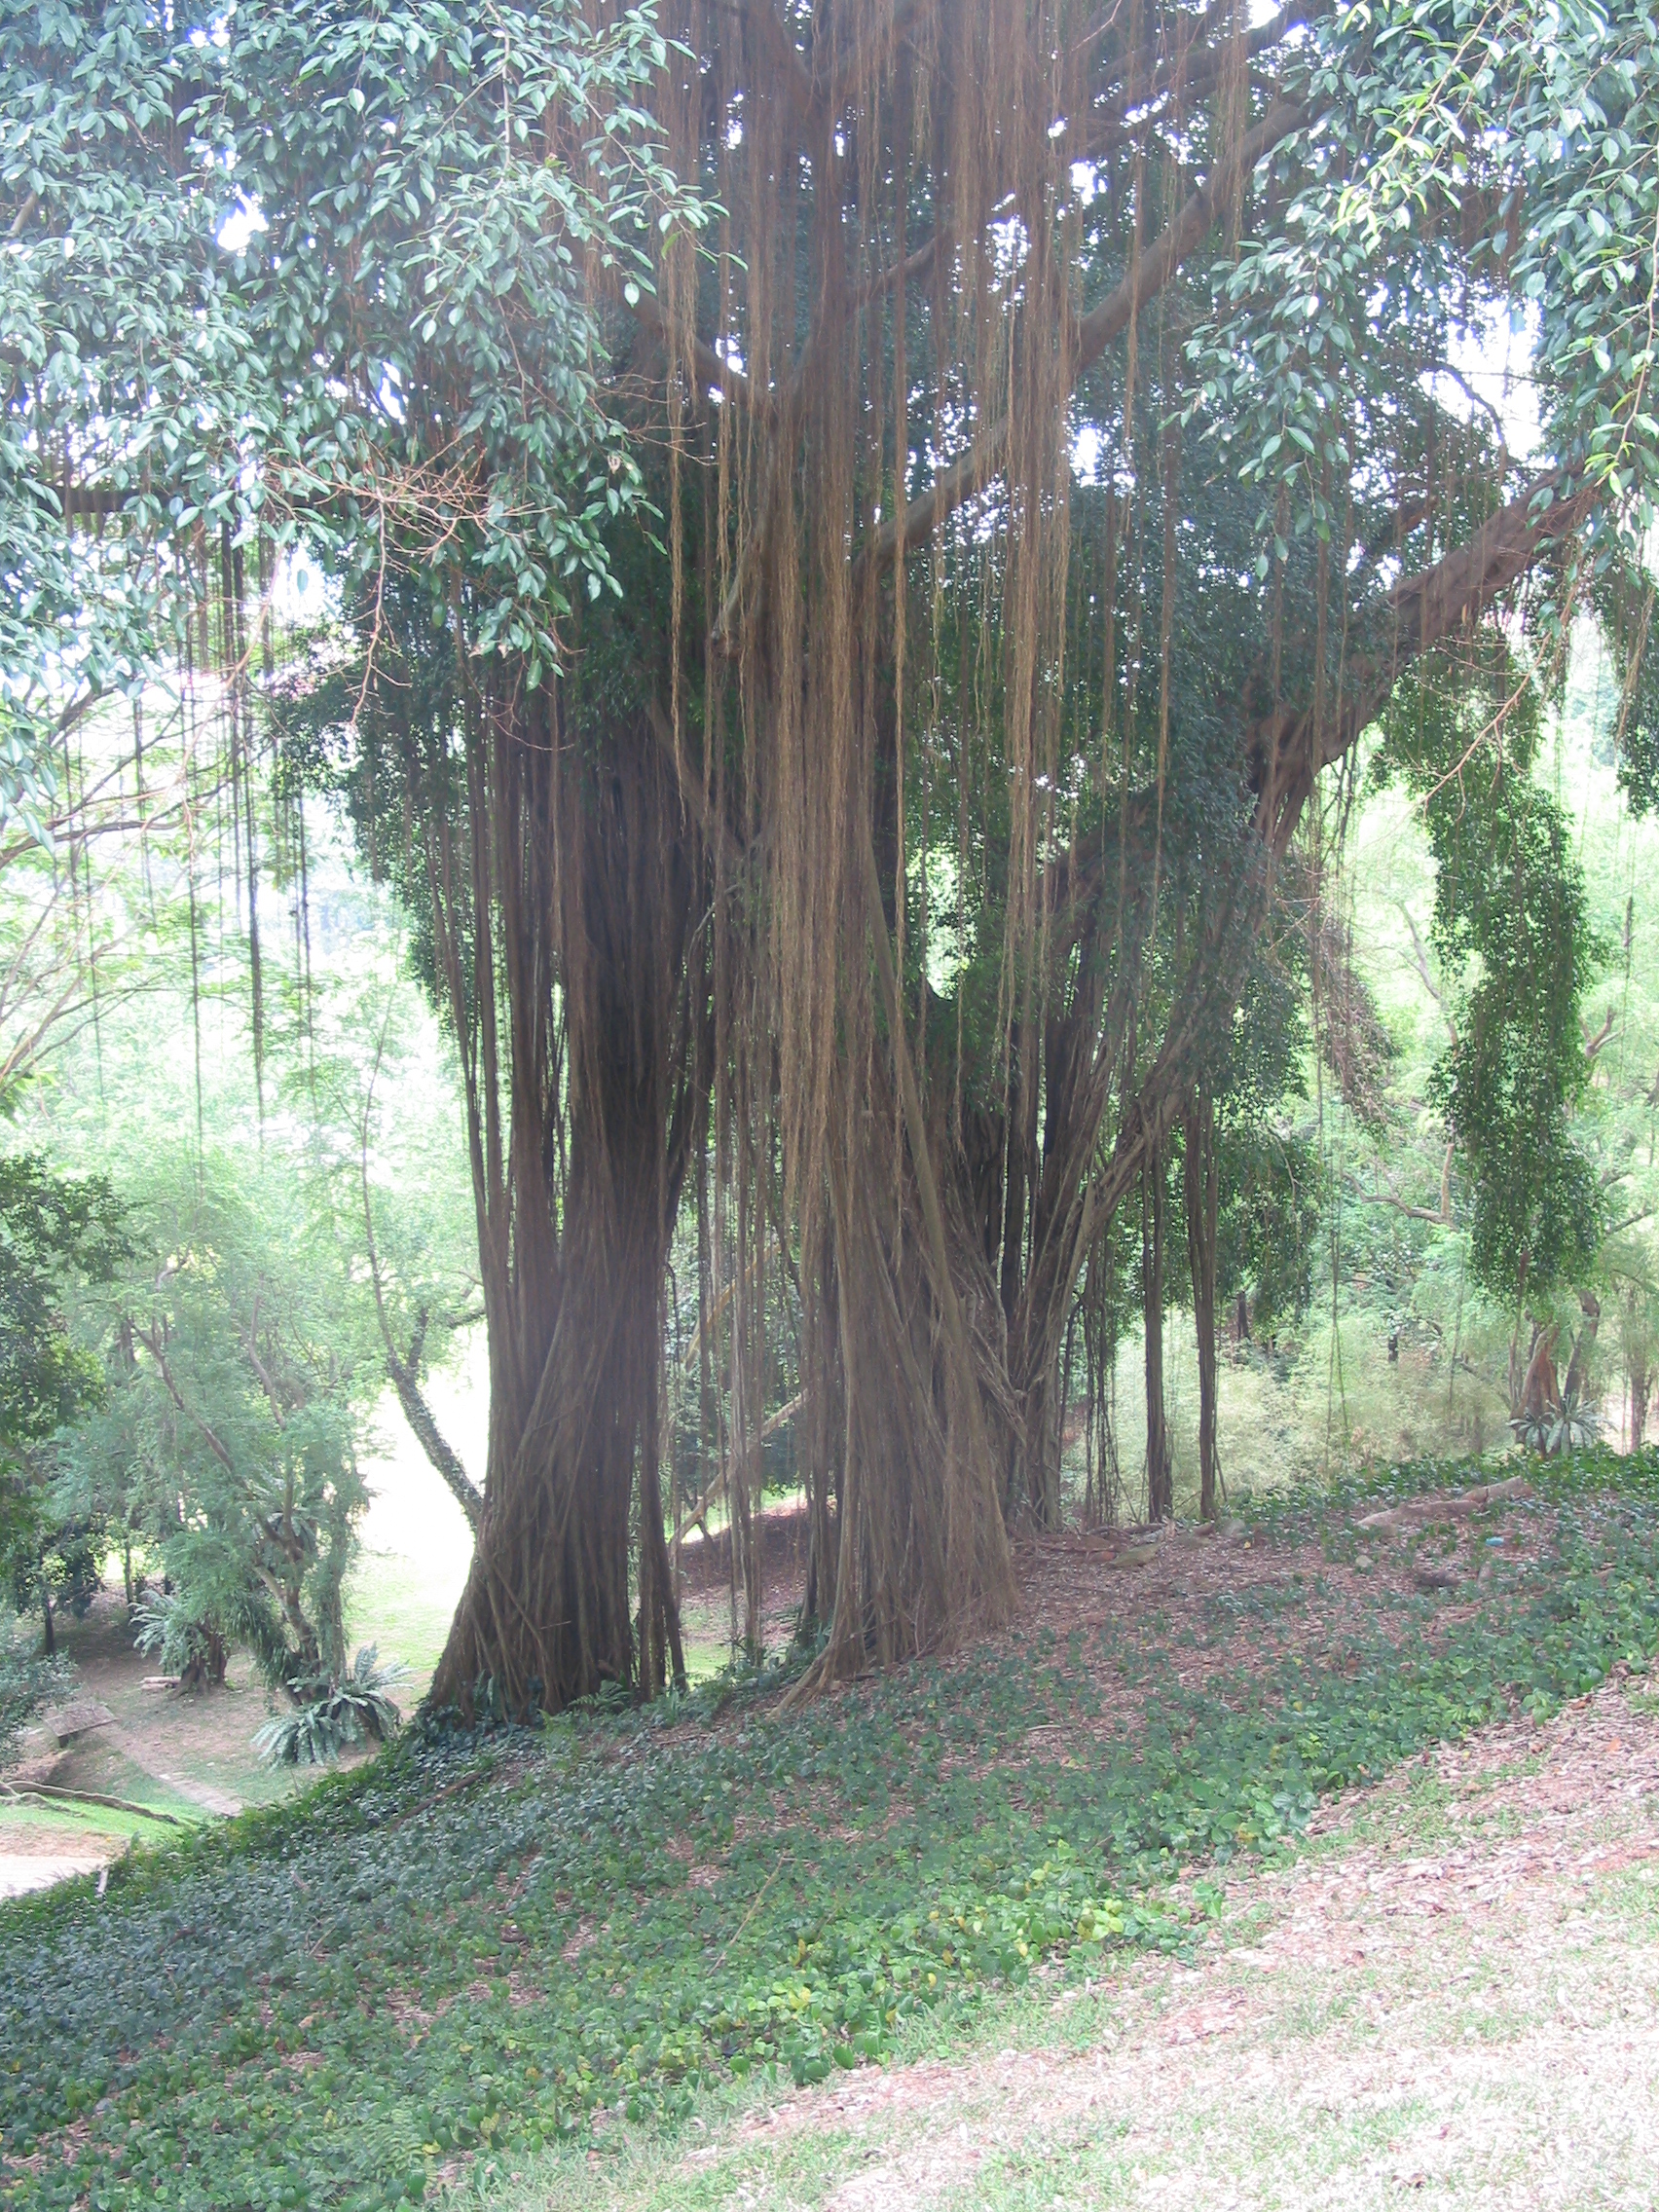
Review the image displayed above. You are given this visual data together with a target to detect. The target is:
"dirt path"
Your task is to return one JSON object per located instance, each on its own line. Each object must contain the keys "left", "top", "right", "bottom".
{"left": 5, "top": 1592, "right": 290, "bottom": 1821}
{"left": 547, "top": 1677, "right": 1659, "bottom": 2211}
{"left": 0, "top": 1820, "right": 122, "bottom": 1901}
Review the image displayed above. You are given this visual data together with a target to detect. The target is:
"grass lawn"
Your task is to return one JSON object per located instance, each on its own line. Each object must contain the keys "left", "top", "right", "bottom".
{"left": 5, "top": 1448, "right": 1658, "bottom": 2211}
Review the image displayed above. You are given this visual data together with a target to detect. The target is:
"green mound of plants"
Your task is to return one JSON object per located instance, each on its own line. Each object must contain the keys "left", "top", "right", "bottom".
{"left": 5, "top": 1448, "right": 1659, "bottom": 2211}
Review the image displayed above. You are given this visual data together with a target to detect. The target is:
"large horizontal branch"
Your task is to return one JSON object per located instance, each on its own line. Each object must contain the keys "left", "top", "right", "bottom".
{"left": 1293, "top": 475, "right": 1604, "bottom": 818}
{"left": 857, "top": 93, "right": 1308, "bottom": 577}
{"left": 627, "top": 282, "right": 774, "bottom": 423}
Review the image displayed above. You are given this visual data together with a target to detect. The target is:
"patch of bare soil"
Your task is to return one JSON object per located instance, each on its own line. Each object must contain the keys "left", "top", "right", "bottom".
{"left": 0, "top": 1820, "right": 124, "bottom": 1900}
{"left": 728, "top": 1679, "right": 1659, "bottom": 2209}
{"left": 1008, "top": 1495, "right": 1526, "bottom": 1652}
{"left": 6, "top": 1590, "right": 290, "bottom": 1816}
{"left": 677, "top": 1500, "right": 811, "bottom": 1652}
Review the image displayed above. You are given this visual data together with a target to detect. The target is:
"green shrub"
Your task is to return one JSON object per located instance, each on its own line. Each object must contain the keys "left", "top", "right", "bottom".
{"left": 252, "top": 1646, "right": 408, "bottom": 1768}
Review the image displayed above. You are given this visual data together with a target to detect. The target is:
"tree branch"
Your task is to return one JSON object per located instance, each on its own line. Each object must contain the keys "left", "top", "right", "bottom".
{"left": 1396, "top": 901, "right": 1457, "bottom": 1048}
{"left": 1583, "top": 1006, "right": 1616, "bottom": 1062}
{"left": 1343, "top": 1169, "right": 1452, "bottom": 1225}
{"left": 858, "top": 95, "right": 1308, "bottom": 575}
{"left": 359, "top": 1008, "right": 483, "bottom": 1533}
{"left": 132, "top": 1321, "right": 237, "bottom": 1475}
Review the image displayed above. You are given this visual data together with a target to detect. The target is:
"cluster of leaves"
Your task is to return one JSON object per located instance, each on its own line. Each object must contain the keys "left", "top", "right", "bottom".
{"left": 1189, "top": 0, "right": 1659, "bottom": 567}
{"left": 7, "top": 1445, "right": 1659, "bottom": 2205}
{"left": 0, "top": 1, "right": 252, "bottom": 830}
{"left": 1510, "top": 1388, "right": 1603, "bottom": 1456}
{"left": 0, "top": 1154, "right": 126, "bottom": 1460}
{"left": 1, "top": 0, "right": 707, "bottom": 829}
{"left": 1373, "top": 640, "right": 1603, "bottom": 1309}
{"left": 51, "top": 1148, "right": 382, "bottom": 1705}
{"left": 1214, "top": 1121, "right": 1322, "bottom": 1334}
{"left": 0, "top": 1154, "right": 127, "bottom": 1644}
{"left": 0, "top": 1601, "right": 70, "bottom": 1772}
{"left": 214, "top": 0, "right": 705, "bottom": 676}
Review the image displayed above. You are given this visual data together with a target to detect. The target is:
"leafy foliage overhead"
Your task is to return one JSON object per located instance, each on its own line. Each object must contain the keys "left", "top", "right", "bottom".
{"left": 1376, "top": 645, "right": 1604, "bottom": 1308}
{"left": 0, "top": 0, "right": 701, "bottom": 826}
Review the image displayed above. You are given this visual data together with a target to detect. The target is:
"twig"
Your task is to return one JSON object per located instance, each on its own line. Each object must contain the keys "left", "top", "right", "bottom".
{"left": 717, "top": 1850, "right": 793, "bottom": 1968}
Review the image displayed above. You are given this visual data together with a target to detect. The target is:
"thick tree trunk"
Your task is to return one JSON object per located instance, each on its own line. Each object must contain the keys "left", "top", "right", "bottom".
{"left": 431, "top": 1040, "right": 688, "bottom": 1717}
{"left": 427, "top": 713, "right": 703, "bottom": 1717}
{"left": 1183, "top": 1091, "right": 1220, "bottom": 1522}
{"left": 1024, "top": 1367, "right": 1065, "bottom": 1530}
{"left": 801, "top": 836, "right": 1016, "bottom": 1687}
{"left": 1143, "top": 1141, "right": 1172, "bottom": 1523}
{"left": 811, "top": 1102, "right": 1014, "bottom": 1681}
{"left": 1520, "top": 1323, "right": 1562, "bottom": 1421}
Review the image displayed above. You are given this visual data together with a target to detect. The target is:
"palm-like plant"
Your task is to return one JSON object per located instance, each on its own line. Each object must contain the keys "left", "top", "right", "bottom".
{"left": 253, "top": 1646, "right": 408, "bottom": 1768}
{"left": 1509, "top": 1390, "right": 1603, "bottom": 1458}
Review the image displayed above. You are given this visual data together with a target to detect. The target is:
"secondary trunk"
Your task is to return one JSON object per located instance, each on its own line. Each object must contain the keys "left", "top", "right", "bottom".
{"left": 1634, "top": 1352, "right": 1651, "bottom": 1448}
{"left": 1143, "top": 1141, "right": 1172, "bottom": 1523}
{"left": 801, "top": 841, "right": 1016, "bottom": 1685}
{"left": 1183, "top": 1091, "right": 1220, "bottom": 1522}
{"left": 1562, "top": 1292, "right": 1601, "bottom": 1405}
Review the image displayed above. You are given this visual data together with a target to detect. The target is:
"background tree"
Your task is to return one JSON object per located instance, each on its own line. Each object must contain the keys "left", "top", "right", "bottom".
{"left": 0, "top": 1154, "right": 126, "bottom": 1654}
{"left": 1375, "top": 645, "right": 1604, "bottom": 1420}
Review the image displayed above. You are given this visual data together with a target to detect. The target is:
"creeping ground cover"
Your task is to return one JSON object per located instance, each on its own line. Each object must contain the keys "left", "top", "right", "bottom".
{"left": 6, "top": 1450, "right": 1659, "bottom": 2210}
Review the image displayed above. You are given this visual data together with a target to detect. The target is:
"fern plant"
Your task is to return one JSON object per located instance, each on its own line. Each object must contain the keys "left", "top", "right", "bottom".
{"left": 131, "top": 1591, "right": 233, "bottom": 1690}
{"left": 253, "top": 1646, "right": 408, "bottom": 1768}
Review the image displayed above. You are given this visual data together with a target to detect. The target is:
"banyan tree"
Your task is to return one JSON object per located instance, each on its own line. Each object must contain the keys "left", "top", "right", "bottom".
{"left": 609, "top": 0, "right": 1656, "bottom": 1688}
{"left": 6, "top": 0, "right": 1656, "bottom": 1708}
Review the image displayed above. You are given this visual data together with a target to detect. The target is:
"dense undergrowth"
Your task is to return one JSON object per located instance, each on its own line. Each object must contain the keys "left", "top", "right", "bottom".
{"left": 6, "top": 1448, "right": 1659, "bottom": 2211}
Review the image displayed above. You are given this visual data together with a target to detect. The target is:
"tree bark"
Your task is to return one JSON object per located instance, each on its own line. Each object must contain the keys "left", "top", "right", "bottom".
{"left": 1562, "top": 1291, "right": 1601, "bottom": 1404}
{"left": 426, "top": 708, "right": 704, "bottom": 1716}
{"left": 800, "top": 830, "right": 1016, "bottom": 1686}
{"left": 799, "top": 1205, "right": 842, "bottom": 1630}
{"left": 1520, "top": 1323, "right": 1562, "bottom": 1420}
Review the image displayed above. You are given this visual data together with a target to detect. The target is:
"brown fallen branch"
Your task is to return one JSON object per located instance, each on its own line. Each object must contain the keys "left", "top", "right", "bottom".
{"left": 1354, "top": 1475, "right": 1531, "bottom": 1535}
